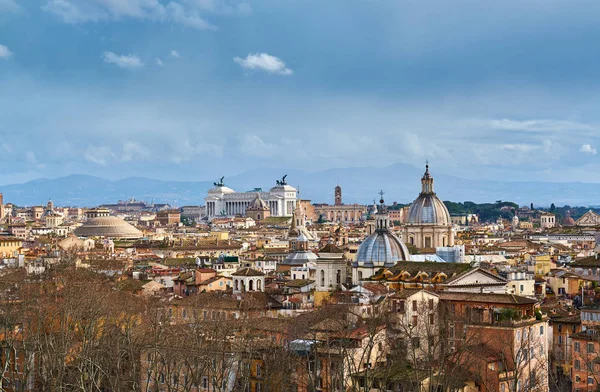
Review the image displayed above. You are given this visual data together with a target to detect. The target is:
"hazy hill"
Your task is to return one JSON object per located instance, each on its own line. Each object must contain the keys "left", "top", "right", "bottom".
{"left": 1, "top": 163, "right": 599, "bottom": 207}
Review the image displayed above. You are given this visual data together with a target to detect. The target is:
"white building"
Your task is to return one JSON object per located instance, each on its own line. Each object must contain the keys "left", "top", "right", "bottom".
{"left": 232, "top": 268, "right": 265, "bottom": 293}
{"left": 205, "top": 176, "right": 298, "bottom": 219}
{"left": 506, "top": 270, "right": 536, "bottom": 298}
{"left": 315, "top": 243, "right": 347, "bottom": 305}
{"left": 540, "top": 213, "right": 556, "bottom": 229}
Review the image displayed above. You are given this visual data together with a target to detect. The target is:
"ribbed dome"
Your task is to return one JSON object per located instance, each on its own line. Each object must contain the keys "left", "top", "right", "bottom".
{"left": 247, "top": 194, "right": 269, "bottom": 210}
{"left": 407, "top": 194, "right": 451, "bottom": 225}
{"left": 75, "top": 216, "right": 142, "bottom": 238}
{"left": 407, "top": 163, "right": 451, "bottom": 225}
{"left": 282, "top": 250, "right": 318, "bottom": 265}
{"left": 355, "top": 231, "right": 410, "bottom": 268}
{"left": 561, "top": 212, "right": 575, "bottom": 226}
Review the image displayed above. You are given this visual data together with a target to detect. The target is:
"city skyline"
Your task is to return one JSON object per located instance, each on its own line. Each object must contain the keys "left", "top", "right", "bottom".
{"left": 1, "top": 1, "right": 600, "bottom": 185}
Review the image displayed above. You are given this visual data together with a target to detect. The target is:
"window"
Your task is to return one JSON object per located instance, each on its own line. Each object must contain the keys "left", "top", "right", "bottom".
{"left": 575, "top": 342, "right": 581, "bottom": 352}
{"left": 202, "top": 377, "right": 208, "bottom": 389}
{"left": 428, "top": 298, "right": 434, "bottom": 310}
{"left": 320, "top": 270, "right": 325, "bottom": 287}
{"left": 540, "top": 325, "right": 544, "bottom": 335}
{"left": 588, "top": 377, "right": 594, "bottom": 385}
{"left": 396, "top": 301, "right": 405, "bottom": 313}
{"left": 429, "top": 313, "right": 435, "bottom": 325}
{"left": 575, "top": 360, "right": 581, "bottom": 370}
{"left": 587, "top": 343, "right": 595, "bottom": 353}
{"left": 412, "top": 315, "right": 418, "bottom": 327}
{"left": 336, "top": 270, "right": 341, "bottom": 285}
{"left": 255, "top": 363, "right": 261, "bottom": 378}
{"left": 412, "top": 300, "right": 418, "bottom": 311}
{"left": 173, "top": 375, "right": 179, "bottom": 386}
{"left": 412, "top": 337, "right": 420, "bottom": 348}
{"left": 516, "top": 330, "right": 521, "bottom": 342}
{"left": 256, "top": 382, "right": 262, "bottom": 392}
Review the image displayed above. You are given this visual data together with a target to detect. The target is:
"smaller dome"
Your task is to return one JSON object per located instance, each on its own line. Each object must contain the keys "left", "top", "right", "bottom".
{"left": 247, "top": 194, "right": 269, "bottom": 211}
{"left": 282, "top": 250, "right": 318, "bottom": 265}
{"left": 355, "top": 231, "right": 410, "bottom": 268}
{"left": 561, "top": 212, "right": 575, "bottom": 226}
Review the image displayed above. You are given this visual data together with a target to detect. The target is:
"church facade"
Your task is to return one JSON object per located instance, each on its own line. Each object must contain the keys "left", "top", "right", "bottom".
{"left": 205, "top": 176, "right": 297, "bottom": 219}
{"left": 575, "top": 210, "right": 600, "bottom": 227}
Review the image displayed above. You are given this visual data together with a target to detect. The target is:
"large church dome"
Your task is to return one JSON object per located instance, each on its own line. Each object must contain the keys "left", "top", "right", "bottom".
{"left": 406, "top": 164, "right": 451, "bottom": 225}
{"left": 355, "top": 200, "right": 410, "bottom": 268}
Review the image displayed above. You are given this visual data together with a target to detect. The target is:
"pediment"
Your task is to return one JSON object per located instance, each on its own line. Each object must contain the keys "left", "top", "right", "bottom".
{"left": 575, "top": 210, "right": 600, "bottom": 226}
{"left": 446, "top": 268, "right": 507, "bottom": 286}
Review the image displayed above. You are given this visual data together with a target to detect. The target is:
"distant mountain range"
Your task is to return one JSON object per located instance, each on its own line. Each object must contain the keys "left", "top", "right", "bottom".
{"left": 1, "top": 163, "right": 600, "bottom": 207}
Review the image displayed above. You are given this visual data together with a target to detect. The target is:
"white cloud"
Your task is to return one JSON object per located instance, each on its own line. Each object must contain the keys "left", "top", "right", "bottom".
{"left": 42, "top": 0, "right": 216, "bottom": 30}
{"left": 502, "top": 144, "right": 538, "bottom": 152}
{"left": 166, "top": 2, "right": 215, "bottom": 30}
{"left": 102, "top": 51, "right": 143, "bottom": 69}
{"left": 233, "top": 53, "right": 293, "bottom": 75}
{"left": 170, "top": 50, "right": 180, "bottom": 58}
{"left": 489, "top": 118, "right": 593, "bottom": 132}
{"left": 580, "top": 144, "right": 597, "bottom": 155}
{"left": 0, "top": 44, "right": 13, "bottom": 59}
{"left": 0, "top": 0, "right": 19, "bottom": 12}
{"left": 154, "top": 57, "right": 164, "bottom": 66}
{"left": 42, "top": 0, "right": 106, "bottom": 23}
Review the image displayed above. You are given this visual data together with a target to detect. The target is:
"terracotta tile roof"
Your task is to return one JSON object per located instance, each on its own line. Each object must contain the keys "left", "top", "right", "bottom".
{"left": 318, "top": 243, "right": 344, "bottom": 254}
{"left": 440, "top": 292, "right": 538, "bottom": 305}
{"left": 360, "top": 283, "right": 391, "bottom": 295}
{"left": 231, "top": 268, "right": 265, "bottom": 277}
{"left": 570, "top": 256, "right": 600, "bottom": 268}
{"left": 285, "top": 279, "right": 314, "bottom": 288}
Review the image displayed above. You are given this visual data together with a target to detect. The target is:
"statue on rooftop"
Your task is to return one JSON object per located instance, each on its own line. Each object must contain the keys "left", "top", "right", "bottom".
{"left": 214, "top": 176, "right": 225, "bottom": 187}
{"left": 276, "top": 174, "right": 288, "bottom": 186}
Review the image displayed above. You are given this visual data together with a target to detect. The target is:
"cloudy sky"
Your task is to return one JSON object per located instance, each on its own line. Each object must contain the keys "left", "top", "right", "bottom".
{"left": 1, "top": 0, "right": 600, "bottom": 185}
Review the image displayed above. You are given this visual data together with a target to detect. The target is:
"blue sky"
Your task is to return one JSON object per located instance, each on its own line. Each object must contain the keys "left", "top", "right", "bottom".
{"left": 1, "top": 0, "right": 600, "bottom": 185}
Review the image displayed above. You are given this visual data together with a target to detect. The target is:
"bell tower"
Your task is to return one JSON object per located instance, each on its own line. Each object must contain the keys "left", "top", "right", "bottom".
{"left": 334, "top": 185, "right": 342, "bottom": 206}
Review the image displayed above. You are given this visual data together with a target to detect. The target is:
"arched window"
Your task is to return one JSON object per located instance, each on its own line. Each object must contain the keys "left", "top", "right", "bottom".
{"left": 257, "top": 213, "right": 261, "bottom": 220}
{"left": 336, "top": 270, "right": 341, "bottom": 285}
{"left": 235, "top": 279, "right": 239, "bottom": 291}
{"left": 249, "top": 279, "right": 254, "bottom": 291}
{"left": 358, "top": 271, "right": 363, "bottom": 281}
{"left": 257, "top": 279, "right": 262, "bottom": 291}
{"left": 320, "top": 270, "right": 325, "bottom": 287}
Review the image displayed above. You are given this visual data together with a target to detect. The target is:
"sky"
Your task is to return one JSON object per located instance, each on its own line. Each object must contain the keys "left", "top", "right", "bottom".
{"left": 1, "top": 0, "right": 600, "bottom": 185}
